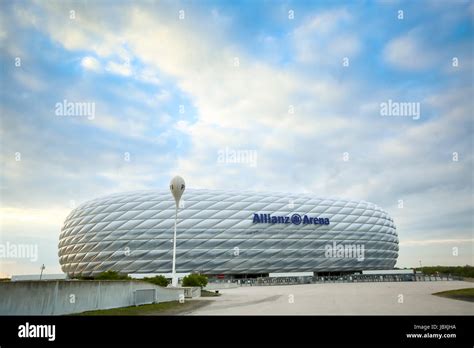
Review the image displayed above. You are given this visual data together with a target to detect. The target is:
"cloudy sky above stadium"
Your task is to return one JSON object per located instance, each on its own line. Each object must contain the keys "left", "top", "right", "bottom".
{"left": 0, "top": 0, "right": 472, "bottom": 276}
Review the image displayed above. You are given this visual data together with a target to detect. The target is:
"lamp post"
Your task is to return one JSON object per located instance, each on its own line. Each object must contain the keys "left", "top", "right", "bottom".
{"left": 39, "top": 264, "right": 45, "bottom": 280}
{"left": 170, "top": 176, "right": 185, "bottom": 287}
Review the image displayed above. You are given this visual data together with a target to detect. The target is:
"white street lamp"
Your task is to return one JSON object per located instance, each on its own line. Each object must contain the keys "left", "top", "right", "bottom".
{"left": 169, "top": 175, "right": 185, "bottom": 287}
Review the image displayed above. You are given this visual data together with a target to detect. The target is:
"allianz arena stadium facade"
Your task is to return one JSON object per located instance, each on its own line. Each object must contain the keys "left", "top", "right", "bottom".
{"left": 58, "top": 189, "right": 399, "bottom": 277}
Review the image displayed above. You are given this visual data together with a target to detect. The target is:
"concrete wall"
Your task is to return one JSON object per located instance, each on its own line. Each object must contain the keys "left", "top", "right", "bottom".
{"left": 182, "top": 287, "right": 201, "bottom": 298}
{"left": 0, "top": 280, "right": 184, "bottom": 315}
{"left": 205, "top": 282, "right": 240, "bottom": 290}
{"left": 11, "top": 274, "right": 67, "bottom": 281}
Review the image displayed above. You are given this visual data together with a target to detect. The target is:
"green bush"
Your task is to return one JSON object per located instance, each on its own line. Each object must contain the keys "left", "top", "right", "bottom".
{"left": 417, "top": 265, "right": 473, "bottom": 278}
{"left": 142, "top": 275, "right": 170, "bottom": 287}
{"left": 93, "top": 270, "right": 131, "bottom": 280}
{"left": 182, "top": 274, "right": 208, "bottom": 288}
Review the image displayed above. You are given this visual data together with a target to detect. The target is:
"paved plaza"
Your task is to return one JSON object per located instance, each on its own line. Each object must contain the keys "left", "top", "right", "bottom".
{"left": 188, "top": 281, "right": 474, "bottom": 315}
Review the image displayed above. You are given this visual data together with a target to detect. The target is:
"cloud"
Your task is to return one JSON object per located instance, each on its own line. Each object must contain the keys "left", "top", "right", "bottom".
{"left": 14, "top": 1, "right": 469, "bottom": 204}
{"left": 292, "top": 9, "right": 361, "bottom": 65}
{"left": 105, "top": 60, "right": 132, "bottom": 77}
{"left": 91, "top": 113, "right": 147, "bottom": 139}
{"left": 383, "top": 30, "right": 438, "bottom": 71}
{"left": 0, "top": 207, "right": 69, "bottom": 235}
{"left": 80, "top": 56, "right": 101, "bottom": 71}
{"left": 13, "top": 70, "right": 46, "bottom": 91}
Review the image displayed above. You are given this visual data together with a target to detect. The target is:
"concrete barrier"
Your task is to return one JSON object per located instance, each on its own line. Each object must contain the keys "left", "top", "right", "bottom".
{"left": 205, "top": 282, "right": 240, "bottom": 290}
{"left": 134, "top": 289, "right": 156, "bottom": 306}
{"left": 181, "top": 287, "right": 201, "bottom": 298}
{"left": 0, "top": 280, "right": 184, "bottom": 315}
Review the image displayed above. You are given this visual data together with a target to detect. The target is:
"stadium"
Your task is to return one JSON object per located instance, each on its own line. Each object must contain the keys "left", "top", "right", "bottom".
{"left": 58, "top": 189, "right": 399, "bottom": 278}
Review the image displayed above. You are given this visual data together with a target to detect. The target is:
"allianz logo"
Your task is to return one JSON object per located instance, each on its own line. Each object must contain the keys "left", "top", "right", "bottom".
{"left": 253, "top": 213, "right": 330, "bottom": 225}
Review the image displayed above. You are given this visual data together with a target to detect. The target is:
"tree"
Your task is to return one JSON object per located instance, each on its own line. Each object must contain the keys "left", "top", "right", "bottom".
{"left": 182, "top": 274, "right": 208, "bottom": 288}
{"left": 142, "top": 275, "right": 170, "bottom": 287}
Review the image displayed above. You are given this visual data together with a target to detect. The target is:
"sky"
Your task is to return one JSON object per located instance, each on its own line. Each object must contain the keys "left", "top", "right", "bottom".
{"left": 0, "top": 0, "right": 472, "bottom": 277}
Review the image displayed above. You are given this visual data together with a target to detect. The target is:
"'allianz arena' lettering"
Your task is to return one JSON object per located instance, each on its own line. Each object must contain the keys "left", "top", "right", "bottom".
{"left": 253, "top": 213, "right": 330, "bottom": 225}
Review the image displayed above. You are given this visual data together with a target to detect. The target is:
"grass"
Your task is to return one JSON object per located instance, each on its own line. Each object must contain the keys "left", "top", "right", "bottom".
{"left": 74, "top": 300, "right": 209, "bottom": 316}
{"left": 201, "top": 289, "right": 221, "bottom": 297}
{"left": 432, "top": 288, "right": 474, "bottom": 303}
